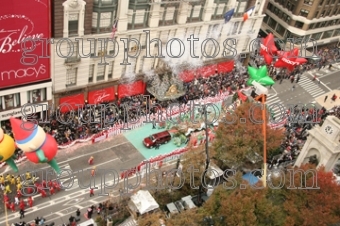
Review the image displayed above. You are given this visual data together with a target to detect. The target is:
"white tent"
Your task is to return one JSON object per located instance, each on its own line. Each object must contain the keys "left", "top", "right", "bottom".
{"left": 129, "top": 190, "right": 159, "bottom": 215}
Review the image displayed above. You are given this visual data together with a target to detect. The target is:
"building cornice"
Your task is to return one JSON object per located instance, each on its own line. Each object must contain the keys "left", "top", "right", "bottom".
{"left": 266, "top": 10, "right": 340, "bottom": 36}
{"left": 269, "top": 0, "right": 340, "bottom": 24}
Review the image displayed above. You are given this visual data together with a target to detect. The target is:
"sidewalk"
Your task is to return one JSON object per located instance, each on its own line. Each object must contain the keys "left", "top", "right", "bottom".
{"left": 310, "top": 62, "right": 340, "bottom": 77}
{"left": 315, "top": 90, "right": 340, "bottom": 110}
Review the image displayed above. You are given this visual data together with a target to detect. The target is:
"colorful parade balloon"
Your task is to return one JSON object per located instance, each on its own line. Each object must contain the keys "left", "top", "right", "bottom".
{"left": 274, "top": 48, "right": 307, "bottom": 71}
{"left": 0, "top": 128, "right": 18, "bottom": 172}
{"left": 260, "top": 33, "right": 278, "bottom": 65}
{"left": 247, "top": 66, "right": 275, "bottom": 86}
{"left": 9, "top": 118, "right": 60, "bottom": 173}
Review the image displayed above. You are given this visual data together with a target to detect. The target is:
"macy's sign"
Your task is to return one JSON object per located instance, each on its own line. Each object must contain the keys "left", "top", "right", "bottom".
{"left": 0, "top": 64, "right": 46, "bottom": 81}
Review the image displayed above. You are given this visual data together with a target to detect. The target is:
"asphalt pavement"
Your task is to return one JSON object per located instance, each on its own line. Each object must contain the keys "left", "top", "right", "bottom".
{"left": 266, "top": 66, "right": 340, "bottom": 119}
{"left": 0, "top": 135, "right": 148, "bottom": 225}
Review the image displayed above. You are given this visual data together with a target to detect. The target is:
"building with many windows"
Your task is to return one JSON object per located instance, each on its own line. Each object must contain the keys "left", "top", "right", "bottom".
{"left": 51, "top": 0, "right": 267, "bottom": 106}
{"left": 261, "top": 0, "right": 340, "bottom": 49}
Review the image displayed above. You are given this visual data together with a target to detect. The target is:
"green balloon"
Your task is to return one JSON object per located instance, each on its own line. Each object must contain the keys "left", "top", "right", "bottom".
{"left": 247, "top": 66, "right": 275, "bottom": 86}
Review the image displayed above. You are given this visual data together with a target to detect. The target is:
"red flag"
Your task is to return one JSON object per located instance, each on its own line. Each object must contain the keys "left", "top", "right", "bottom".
{"left": 111, "top": 19, "right": 118, "bottom": 39}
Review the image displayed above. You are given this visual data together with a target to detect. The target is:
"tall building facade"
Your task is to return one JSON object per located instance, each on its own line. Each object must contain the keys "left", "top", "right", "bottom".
{"left": 51, "top": 0, "right": 267, "bottom": 106}
{"left": 0, "top": 0, "right": 53, "bottom": 126}
{"left": 262, "top": 0, "right": 340, "bottom": 48}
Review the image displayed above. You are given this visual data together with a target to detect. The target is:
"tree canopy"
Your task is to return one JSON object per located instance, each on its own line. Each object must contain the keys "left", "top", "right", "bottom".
{"left": 138, "top": 165, "right": 340, "bottom": 226}
{"left": 214, "top": 101, "right": 284, "bottom": 169}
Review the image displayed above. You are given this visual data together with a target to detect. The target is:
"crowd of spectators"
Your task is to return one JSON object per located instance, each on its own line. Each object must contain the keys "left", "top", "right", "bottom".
{"left": 1, "top": 67, "right": 248, "bottom": 148}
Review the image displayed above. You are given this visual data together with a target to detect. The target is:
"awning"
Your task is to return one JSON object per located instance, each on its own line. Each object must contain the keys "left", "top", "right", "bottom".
{"left": 178, "top": 61, "right": 234, "bottom": 82}
{"left": 179, "top": 71, "right": 195, "bottom": 83}
{"left": 59, "top": 93, "right": 85, "bottom": 113}
{"left": 118, "top": 80, "right": 145, "bottom": 99}
{"left": 88, "top": 87, "right": 115, "bottom": 104}
{"left": 217, "top": 61, "right": 234, "bottom": 73}
{"left": 197, "top": 64, "right": 217, "bottom": 77}
{"left": 128, "top": 190, "right": 159, "bottom": 215}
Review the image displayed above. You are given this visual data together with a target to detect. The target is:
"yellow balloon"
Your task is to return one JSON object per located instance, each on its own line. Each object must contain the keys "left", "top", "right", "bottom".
{"left": 0, "top": 134, "right": 16, "bottom": 162}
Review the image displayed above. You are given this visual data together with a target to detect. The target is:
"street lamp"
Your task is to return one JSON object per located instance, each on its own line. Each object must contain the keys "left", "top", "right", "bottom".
{"left": 197, "top": 103, "right": 211, "bottom": 206}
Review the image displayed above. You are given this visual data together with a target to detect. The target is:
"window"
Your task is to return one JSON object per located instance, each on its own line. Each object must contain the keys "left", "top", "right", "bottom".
{"left": 322, "top": 30, "right": 334, "bottom": 39}
{"left": 333, "top": 29, "right": 340, "bottom": 37}
{"left": 320, "top": 10, "right": 325, "bottom": 17}
{"left": 89, "top": 65, "right": 94, "bottom": 83}
{"left": 3, "top": 94, "right": 20, "bottom": 109}
{"left": 159, "top": 2, "right": 179, "bottom": 26}
{"left": 295, "top": 21, "right": 304, "bottom": 29}
{"left": 235, "top": 0, "right": 248, "bottom": 17}
{"left": 300, "top": 9, "right": 309, "bottom": 17}
{"left": 282, "top": 14, "right": 291, "bottom": 24}
{"left": 128, "top": 0, "right": 150, "bottom": 30}
{"left": 66, "top": 68, "right": 77, "bottom": 86}
{"left": 97, "top": 64, "right": 105, "bottom": 81}
{"left": 92, "top": 0, "right": 118, "bottom": 34}
{"left": 27, "top": 88, "right": 46, "bottom": 103}
{"left": 212, "top": 0, "right": 229, "bottom": 20}
{"left": 68, "top": 14, "right": 79, "bottom": 37}
{"left": 268, "top": 18, "right": 277, "bottom": 29}
{"left": 315, "top": 11, "right": 319, "bottom": 18}
{"left": 276, "top": 23, "right": 286, "bottom": 36}
{"left": 108, "top": 61, "right": 113, "bottom": 79}
{"left": 187, "top": 1, "right": 205, "bottom": 23}
{"left": 304, "top": 0, "right": 313, "bottom": 4}
{"left": 311, "top": 32, "right": 322, "bottom": 40}
{"left": 319, "top": 0, "right": 324, "bottom": 5}
{"left": 65, "top": 42, "right": 80, "bottom": 63}
{"left": 232, "top": 22, "right": 239, "bottom": 34}
{"left": 242, "top": 37, "right": 250, "bottom": 51}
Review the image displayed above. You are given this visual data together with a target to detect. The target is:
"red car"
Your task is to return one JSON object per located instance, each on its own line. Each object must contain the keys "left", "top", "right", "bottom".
{"left": 143, "top": 131, "right": 171, "bottom": 148}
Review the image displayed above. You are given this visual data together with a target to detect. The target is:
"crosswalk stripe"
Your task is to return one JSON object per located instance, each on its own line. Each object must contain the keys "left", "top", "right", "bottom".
{"left": 297, "top": 76, "right": 325, "bottom": 97}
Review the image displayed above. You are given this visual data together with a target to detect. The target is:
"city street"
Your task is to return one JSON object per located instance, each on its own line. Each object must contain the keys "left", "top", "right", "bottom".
{"left": 266, "top": 66, "right": 340, "bottom": 119}
{"left": 0, "top": 135, "right": 148, "bottom": 225}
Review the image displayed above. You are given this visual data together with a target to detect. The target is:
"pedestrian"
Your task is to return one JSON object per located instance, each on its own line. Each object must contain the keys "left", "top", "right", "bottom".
{"left": 47, "top": 180, "right": 53, "bottom": 188}
{"left": 10, "top": 202, "right": 15, "bottom": 212}
{"left": 89, "top": 188, "right": 94, "bottom": 197}
{"left": 53, "top": 181, "right": 61, "bottom": 191}
{"left": 152, "top": 119, "right": 156, "bottom": 129}
{"left": 69, "top": 216, "right": 75, "bottom": 224}
{"left": 292, "top": 85, "right": 295, "bottom": 91}
{"left": 87, "top": 207, "right": 93, "bottom": 219}
{"left": 269, "top": 85, "right": 272, "bottom": 89}
{"left": 279, "top": 79, "right": 283, "bottom": 84}
{"left": 5, "top": 184, "right": 12, "bottom": 194}
{"left": 88, "top": 156, "right": 94, "bottom": 165}
{"left": 91, "top": 167, "right": 96, "bottom": 177}
{"left": 318, "top": 79, "right": 321, "bottom": 85}
{"left": 19, "top": 199, "right": 25, "bottom": 210}
{"left": 19, "top": 209, "right": 25, "bottom": 219}
{"left": 324, "top": 95, "right": 328, "bottom": 102}
{"left": 28, "top": 196, "right": 33, "bottom": 208}
{"left": 75, "top": 209, "right": 81, "bottom": 222}
{"left": 40, "top": 190, "right": 47, "bottom": 198}
{"left": 49, "top": 186, "right": 55, "bottom": 195}
{"left": 155, "top": 143, "right": 160, "bottom": 149}
{"left": 15, "top": 196, "right": 19, "bottom": 205}
{"left": 17, "top": 190, "right": 22, "bottom": 199}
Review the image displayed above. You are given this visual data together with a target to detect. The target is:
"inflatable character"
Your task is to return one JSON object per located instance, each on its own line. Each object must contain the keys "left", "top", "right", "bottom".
{"left": 0, "top": 128, "right": 18, "bottom": 172}
{"left": 9, "top": 118, "right": 60, "bottom": 174}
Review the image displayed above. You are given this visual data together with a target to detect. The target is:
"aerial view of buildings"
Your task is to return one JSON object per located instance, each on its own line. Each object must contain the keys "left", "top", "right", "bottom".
{"left": 1, "top": 0, "right": 340, "bottom": 225}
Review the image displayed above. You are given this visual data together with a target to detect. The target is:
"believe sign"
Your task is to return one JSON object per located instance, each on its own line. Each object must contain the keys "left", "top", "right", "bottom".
{"left": 0, "top": 0, "right": 51, "bottom": 89}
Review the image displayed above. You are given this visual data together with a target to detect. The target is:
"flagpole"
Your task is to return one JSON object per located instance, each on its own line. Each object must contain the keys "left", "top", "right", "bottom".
{"left": 262, "top": 94, "right": 267, "bottom": 188}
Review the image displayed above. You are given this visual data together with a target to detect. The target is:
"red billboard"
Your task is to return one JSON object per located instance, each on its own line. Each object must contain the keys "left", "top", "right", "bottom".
{"left": 0, "top": 0, "right": 51, "bottom": 89}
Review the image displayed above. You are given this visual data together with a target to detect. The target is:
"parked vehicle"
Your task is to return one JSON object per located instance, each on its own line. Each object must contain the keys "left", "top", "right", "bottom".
{"left": 143, "top": 131, "right": 171, "bottom": 148}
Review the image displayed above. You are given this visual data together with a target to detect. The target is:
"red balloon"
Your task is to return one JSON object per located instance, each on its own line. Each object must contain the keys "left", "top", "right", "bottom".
{"left": 260, "top": 33, "right": 278, "bottom": 65}
{"left": 274, "top": 48, "right": 307, "bottom": 71}
{"left": 25, "top": 134, "right": 58, "bottom": 163}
